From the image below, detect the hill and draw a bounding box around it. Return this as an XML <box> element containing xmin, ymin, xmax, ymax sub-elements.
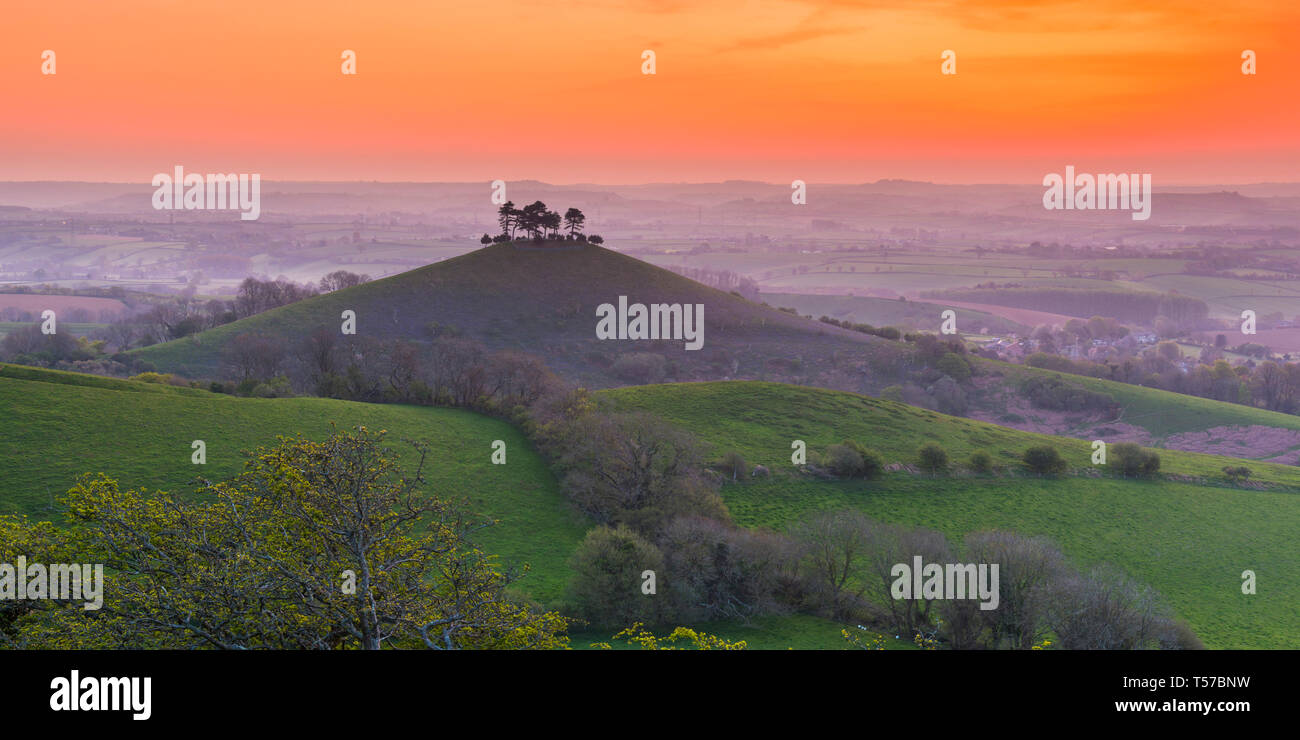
<box><xmin>126</xmin><ymin>243</ymin><xmax>1300</xmax><ymax>465</ymax></box>
<box><xmin>0</xmin><ymin>364</ymin><xmax>587</xmax><ymax>606</ymax></box>
<box><xmin>601</xmin><ymin>381</ymin><xmax>1300</xmax><ymax>649</ymax></box>
<box><xmin>128</xmin><ymin>242</ymin><xmax>902</xmax><ymax>386</ymax></box>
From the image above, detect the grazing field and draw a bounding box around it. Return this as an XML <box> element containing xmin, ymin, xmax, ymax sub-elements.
<box><xmin>982</xmin><ymin>360</ymin><xmax>1300</xmax><ymax>441</ymax></box>
<box><xmin>603</xmin><ymin>381</ymin><xmax>1300</xmax><ymax>649</ymax></box>
<box><xmin>760</xmin><ymin>292</ymin><xmax>1029</xmax><ymax>334</ymax></box>
<box><xmin>0</xmin><ymin>364</ymin><xmax>588</xmax><ymax>606</ymax></box>
<box><xmin>0</xmin><ymin>293</ymin><xmax>128</xmax><ymax>319</ymax></box>
<box><xmin>0</xmin><ymin>322</ymin><xmax>105</xmax><ymax>339</ymax></box>
<box><xmin>928</xmin><ymin>300</ymin><xmax>1077</xmax><ymax>330</ymax></box>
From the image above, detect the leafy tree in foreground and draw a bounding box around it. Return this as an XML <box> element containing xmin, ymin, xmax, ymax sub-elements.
<box><xmin>10</xmin><ymin>426</ymin><xmax>566</xmax><ymax>650</ymax></box>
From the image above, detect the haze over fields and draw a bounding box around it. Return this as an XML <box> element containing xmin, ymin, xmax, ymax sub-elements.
<box><xmin>3</xmin><ymin>176</ymin><xmax>1299</xmax><ymax>651</ymax></box>
<box><xmin>3</xmin><ymin>0</ymin><xmax>1298</xmax><ymax>659</ymax></box>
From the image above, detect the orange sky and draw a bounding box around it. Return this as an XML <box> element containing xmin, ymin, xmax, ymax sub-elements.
<box><xmin>1</xmin><ymin>0</ymin><xmax>1296</xmax><ymax>184</ymax></box>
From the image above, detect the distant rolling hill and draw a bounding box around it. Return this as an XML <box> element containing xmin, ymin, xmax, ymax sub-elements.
<box><xmin>130</xmin><ymin>242</ymin><xmax>903</xmax><ymax>387</ymax></box>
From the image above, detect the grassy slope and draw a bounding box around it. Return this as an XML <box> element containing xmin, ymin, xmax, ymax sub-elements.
<box><xmin>603</xmin><ymin>381</ymin><xmax>1300</xmax><ymax>649</ymax></box>
<box><xmin>127</xmin><ymin>242</ymin><xmax>1300</xmax><ymax>451</ymax></box>
<box><xmin>0</xmin><ymin>364</ymin><xmax>587</xmax><ymax>606</ymax></box>
<box><xmin>981</xmin><ymin>361</ymin><xmax>1300</xmax><ymax>440</ymax></box>
<box><xmin>128</xmin><ymin>242</ymin><xmax>894</xmax><ymax>383</ymax></box>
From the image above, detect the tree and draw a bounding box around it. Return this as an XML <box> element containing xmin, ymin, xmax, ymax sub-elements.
<box><xmin>542</xmin><ymin>209</ymin><xmax>562</xmax><ymax>238</ymax></box>
<box><xmin>721</xmin><ymin>450</ymin><xmax>747</xmax><ymax>481</ymax></box>
<box><xmin>14</xmin><ymin>428</ymin><xmax>566</xmax><ymax>649</ymax></box>
<box><xmin>968</xmin><ymin>450</ymin><xmax>993</xmax><ymax>474</ymax></box>
<box><xmin>480</xmin><ymin>233</ymin><xmax>492</xmax><ymax>245</ymax></box>
<box><xmin>559</xmin><ymin>411</ymin><xmax>726</xmax><ymax>534</ymax></box>
<box><xmin>589</xmin><ymin>235</ymin><xmax>604</xmax><ymax>245</ymax></box>
<box><xmin>319</xmin><ymin>270</ymin><xmax>371</xmax><ymax>293</ymax></box>
<box><xmin>1046</xmin><ymin>565</ymin><xmax>1176</xmax><ymax>650</ymax></box>
<box><xmin>965</xmin><ymin>531</ymin><xmax>1068</xmax><ymax>649</ymax></box>
<box><xmin>936</xmin><ymin>352</ymin><xmax>971</xmax><ymax>383</ymax></box>
<box><xmin>563</xmin><ymin>208</ymin><xmax>586</xmax><ymax>237</ymax></box>
<box><xmin>225</xmin><ymin>332</ymin><xmax>286</xmax><ymax>381</ymax></box>
<box><xmin>917</xmin><ymin>443</ymin><xmax>948</xmax><ymax>474</ymax></box>
<box><xmin>658</xmin><ymin>516</ymin><xmax>795</xmax><ymax>622</ymax></box>
<box><xmin>496</xmin><ymin>200</ymin><xmax>517</xmax><ymax>239</ymax></box>
<box><xmin>568</xmin><ymin>524</ymin><xmax>665</xmax><ymax>628</ymax></box>
<box><xmin>1022</xmin><ymin>445</ymin><xmax>1067</xmax><ymax>476</ymax></box>
<box><xmin>789</xmin><ymin>510</ymin><xmax>875</xmax><ymax>616</ymax></box>
<box><xmin>518</xmin><ymin>201</ymin><xmax>549</xmax><ymax>240</ymax></box>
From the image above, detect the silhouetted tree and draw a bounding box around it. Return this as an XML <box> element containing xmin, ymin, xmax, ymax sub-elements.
<box><xmin>563</xmin><ymin>208</ymin><xmax>586</xmax><ymax>237</ymax></box>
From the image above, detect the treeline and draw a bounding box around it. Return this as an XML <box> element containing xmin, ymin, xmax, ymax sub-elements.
<box><xmin>927</xmin><ymin>285</ymin><xmax>1209</xmax><ymax>326</ymax></box>
<box><xmin>662</xmin><ymin>265</ymin><xmax>760</xmax><ymax>302</ymax></box>
<box><xmin>820</xmin><ymin>517</ymin><xmax>1199</xmax><ymax>650</ymax></box>
<box><xmin>0</xmin><ymin>272</ymin><xmax>371</xmax><ymax>369</ymax></box>
<box><xmin>815</xmin><ymin>314</ymin><xmax>903</xmax><ymax>340</ymax></box>
<box><xmin>1025</xmin><ymin>350</ymin><xmax>1300</xmax><ymax>413</ymax></box>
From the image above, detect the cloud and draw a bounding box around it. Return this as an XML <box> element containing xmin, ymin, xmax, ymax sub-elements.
<box><xmin>720</xmin><ymin>24</ymin><xmax>863</xmax><ymax>52</ymax></box>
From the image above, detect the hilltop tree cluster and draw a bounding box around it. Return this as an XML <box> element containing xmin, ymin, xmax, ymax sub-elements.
<box><xmin>481</xmin><ymin>201</ymin><xmax>602</xmax><ymax>245</ymax></box>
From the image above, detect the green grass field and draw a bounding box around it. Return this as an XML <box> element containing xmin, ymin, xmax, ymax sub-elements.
<box><xmin>7</xmin><ymin>364</ymin><xmax>1298</xmax><ymax>648</ymax></box>
<box><xmin>603</xmin><ymin>381</ymin><xmax>1300</xmax><ymax>649</ymax></box>
<box><xmin>0</xmin><ymin>364</ymin><xmax>588</xmax><ymax>606</ymax></box>
<box><xmin>984</xmin><ymin>361</ymin><xmax>1300</xmax><ymax>441</ymax></box>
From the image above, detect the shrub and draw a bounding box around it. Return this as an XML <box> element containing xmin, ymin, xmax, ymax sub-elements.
<box><xmin>917</xmin><ymin>443</ymin><xmax>948</xmax><ymax>474</ymax></box>
<box><xmin>611</xmin><ymin>352</ymin><xmax>667</xmax><ymax>384</ymax></box>
<box><xmin>1019</xmin><ymin>375</ymin><xmax>1116</xmax><ymax>413</ymax></box>
<box><xmin>129</xmin><ymin>371</ymin><xmax>173</xmax><ymax>385</ymax></box>
<box><xmin>720</xmin><ymin>451</ymin><xmax>748</xmax><ymax>481</ymax></box>
<box><xmin>936</xmin><ymin>352</ymin><xmax>972</xmax><ymax>383</ymax></box>
<box><xmin>1222</xmin><ymin>465</ymin><xmax>1252</xmax><ymax>482</ymax></box>
<box><xmin>1022</xmin><ymin>445</ymin><xmax>1067</xmax><ymax>476</ymax></box>
<box><xmin>1111</xmin><ymin>443</ymin><xmax>1160</xmax><ymax>478</ymax></box>
<box><xmin>823</xmin><ymin>444</ymin><xmax>866</xmax><ymax>478</ymax></box>
<box><xmin>968</xmin><ymin>450</ymin><xmax>993</xmax><ymax>474</ymax></box>
<box><xmin>568</xmin><ymin>525</ymin><xmax>665</xmax><ymax>628</ymax></box>
<box><xmin>659</xmin><ymin>516</ymin><xmax>797</xmax><ymax>622</ymax></box>
<box><xmin>840</xmin><ymin>440</ymin><xmax>883</xmax><ymax>479</ymax></box>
